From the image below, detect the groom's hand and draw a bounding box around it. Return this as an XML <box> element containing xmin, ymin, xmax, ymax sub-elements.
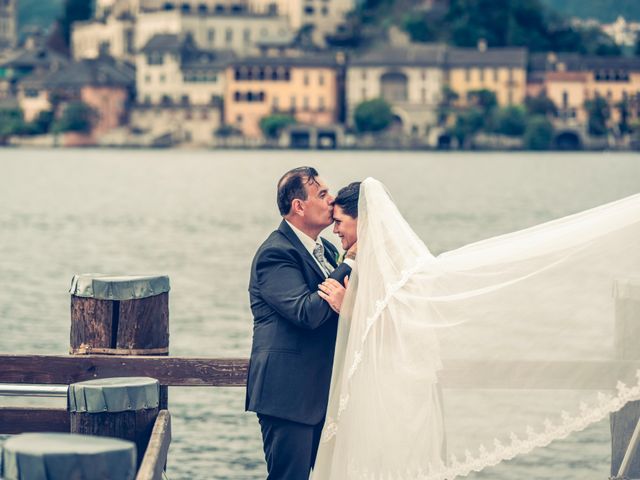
<box><xmin>318</xmin><ymin>278</ymin><xmax>347</xmax><ymax>314</ymax></box>
<box><xmin>345</xmin><ymin>242</ymin><xmax>357</xmax><ymax>261</ymax></box>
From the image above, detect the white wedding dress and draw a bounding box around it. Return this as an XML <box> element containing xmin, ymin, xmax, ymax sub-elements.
<box><xmin>312</xmin><ymin>178</ymin><xmax>640</xmax><ymax>479</ymax></box>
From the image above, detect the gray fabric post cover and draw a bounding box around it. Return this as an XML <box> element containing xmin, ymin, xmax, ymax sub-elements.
<box><xmin>68</xmin><ymin>377</ymin><xmax>160</xmax><ymax>413</ymax></box>
<box><xmin>68</xmin><ymin>274</ymin><xmax>170</xmax><ymax>301</ymax></box>
<box><xmin>1</xmin><ymin>433</ymin><xmax>136</xmax><ymax>480</ymax></box>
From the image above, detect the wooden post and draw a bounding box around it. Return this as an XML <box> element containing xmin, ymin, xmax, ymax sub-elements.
<box><xmin>68</xmin><ymin>377</ymin><xmax>160</xmax><ymax>469</ymax></box>
<box><xmin>69</xmin><ymin>274</ymin><xmax>170</xmax><ymax>409</ymax></box>
<box><xmin>611</xmin><ymin>277</ymin><xmax>640</xmax><ymax>478</ymax></box>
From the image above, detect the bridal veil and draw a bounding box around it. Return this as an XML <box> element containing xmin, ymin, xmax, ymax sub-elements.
<box><xmin>313</xmin><ymin>177</ymin><xmax>640</xmax><ymax>479</ymax></box>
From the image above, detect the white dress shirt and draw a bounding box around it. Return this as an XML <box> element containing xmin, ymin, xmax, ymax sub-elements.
<box><xmin>285</xmin><ymin>221</ymin><xmax>354</xmax><ymax>277</ymax></box>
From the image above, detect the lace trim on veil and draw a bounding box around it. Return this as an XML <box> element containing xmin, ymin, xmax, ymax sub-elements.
<box><xmin>324</xmin><ymin>371</ymin><xmax>640</xmax><ymax>479</ymax></box>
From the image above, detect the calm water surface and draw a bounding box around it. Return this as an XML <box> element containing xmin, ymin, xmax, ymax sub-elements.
<box><xmin>1</xmin><ymin>149</ymin><xmax>639</xmax><ymax>479</ymax></box>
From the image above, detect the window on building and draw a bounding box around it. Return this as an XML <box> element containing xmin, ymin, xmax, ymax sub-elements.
<box><xmin>215</xmin><ymin>3</ymin><xmax>225</xmax><ymax>12</ymax></box>
<box><xmin>161</xmin><ymin>95</ymin><xmax>172</xmax><ymax>105</ymax></box>
<box><xmin>147</xmin><ymin>52</ymin><xmax>164</xmax><ymax>65</ymax></box>
<box><xmin>421</xmin><ymin>88</ymin><xmax>426</xmax><ymax>104</ymax></box>
<box><xmin>226</xmin><ymin>28</ymin><xmax>233</xmax><ymax>45</ymax></box>
<box><xmin>159</xmin><ymin>74</ymin><xmax>166</xmax><ymax>83</ymax></box>
<box><xmin>244</xmin><ymin>28</ymin><xmax>251</xmax><ymax>45</ymax></box>
<box><xmin>319</xmin><ymin>73</ymin><xmax>324</xmax><ymax>85</ymax></box>
<box><xmin>304</xmin><ymin>73</ymin><xmax>309</xmax><ymax>86</ymax></box>
<box><xmin>181</xmin><ymin>95</ymin><xmax>190</xmax><ymax>105</ymax></box>
<box><xmin>201</xmin><ymin>110</ymin><xmax>209</xmax><ymax>119</ymax></box>
<box><xmin>304</xmin><ymin>5</ymin><xmax>314</xmax><ymax>14</ymax></box>
<box><xmin>125</xmin><ymin>30</ymin><xmax>134</xmax><ymax>54</ymax></box>
<box><xmin>465</xmin><ymin>68</ymin><xmax>470</xmax><ymax>82</ymax></box>
<box><xmin>421</xmin><ymin>70</ymin><xmax>426</xmax><ymax>81</ymax></box>
<box><xmin>181</xmin><ymin>3</ymin><xmax>191</xmax><ymax>13</ymax></box>
<box><xmin>284</xmin><ymin>68</ymin><xmax>291</xmax><ymax>81</ymax></box>
<box><xmin>185</xmin><ymin>130</ymin><xmax>192</xmax><ymax>141</ymax></box>
<box><xmin>198</xmin><ymin>3</ymin><xmax>208</xmax><ymax>14</ymax></box>
<box><xmin>319</xmin><ymin>96</ymin><xmax>325</xmax><ymax>111</ymax></box>
<box><xmin>236</xmin><ymin>114</ymin><xmax>243</xmax><ymax>123</ymax></box>
<box><xmin>144</xmin><ymin>95</ymin><xmax>151</xmax><ymax>104</ymax></box>
<box><xmin>273</xmin><ymin>96</ymin><xmax>279</xmax><ymax>108</ymax></box>
<box><xmin>361</xmin><ymin>70</ymin><xmax>367</xmax><ymax>80</ymax></box>
<box><xmin>321</xmin><ymin>6</ymin><xmax>328</xmax><ymax>15</ymax></box>
<box><xmin>145</xmin><ymin>74</ymin><xmax>151</xmax><ymax>83</ymax></box>
<box><xmin>291</xmin><ymin>96</ymin><xmax>296</xmax><ymax>109</ymax></box>
<box><xmin>303</xmin><ymin>96</ymin><xmax>309</xmax><ymax>111</ymax></box>
<box><xmin>208</xmin><ymin>29</ymin><xmax>215</xmax><ymax>44</ymax></box>
<box><xmin>234</xmin><ymin>91</ymin><xmax>241</xmax><ymax>101</ymax></box>
<box><xmin>493</xmin><ymin>68</ymin><xmax>499</xmax><ymax>82</ymax></box>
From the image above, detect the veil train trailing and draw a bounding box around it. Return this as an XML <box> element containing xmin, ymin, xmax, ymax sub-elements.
<box><xmin>312</xmin><ymin>178</ymin><xmax>640</xmax><ymax>479</ymax></box>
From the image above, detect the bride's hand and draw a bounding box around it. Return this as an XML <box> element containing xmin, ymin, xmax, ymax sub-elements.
<box><xmin>318</xmin><ymin>278</ymin><xmax>347</xmax><ymax>313</ymax></box>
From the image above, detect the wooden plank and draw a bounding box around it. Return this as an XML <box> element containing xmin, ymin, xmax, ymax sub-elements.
<box><xmin>136</xmin><ymin>410</ymin><xmax>171</xmax><ymax>480</ymax></box>
<box><xmin>2</xmin><ymin>355</ymin><xmax>639</xmax><ymax>389</ymax></box>
<box><xmin>0</xmin><ymin>355</ymin><xmax>248</xmax><ymax>387</ymax></box>
<box><xmin>0</xmin><ymin>407</ymin><xmax>69</xmax><ymax>434</ymax></box>
<box><xmin>118</xmin><ymin>293</ymin><xmax>169</xmax><ymax>351</ymax></box>
<box><xmin>70</xmin><ymin>297</ymin><xmax>114</xmax><ymax>353</ymax></box>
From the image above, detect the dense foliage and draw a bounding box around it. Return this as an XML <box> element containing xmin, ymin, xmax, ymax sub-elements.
<box><xmin>354</xmin><ymin>98</ymin><xmax>393</xmax><ymax>133</ymax></box>
<box><xmin>259</xmin><ymin>114</ymin><xmax>296</xmax><ymax>139</ymax></box>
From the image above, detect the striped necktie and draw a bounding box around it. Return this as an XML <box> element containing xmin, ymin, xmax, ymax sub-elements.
<box><xmin>313</xmin><ymin>242</ymin><xmax>334</xmax><ymax>276</ymax></box>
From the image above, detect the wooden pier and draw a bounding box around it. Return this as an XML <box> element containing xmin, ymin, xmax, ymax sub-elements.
<box><xmin>1</xmin><ymin>274</ymin><xmax>640</xmax><ymax>479</ymax></box>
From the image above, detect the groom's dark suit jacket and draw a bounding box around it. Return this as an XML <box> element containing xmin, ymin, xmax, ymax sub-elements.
<box><xmin>246</xmin><ymin>220</ymin><xmax>351</xmax><ymax>425</ymax></box>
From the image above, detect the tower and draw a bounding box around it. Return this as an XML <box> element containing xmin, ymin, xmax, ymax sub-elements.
<box><xmin>0</xmin><ymin>0</ymin><xmax>17</xmax><ymax>49</ymax></box>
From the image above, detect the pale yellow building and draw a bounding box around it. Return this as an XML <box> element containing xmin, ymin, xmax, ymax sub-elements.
<box><xmin>224</xmin><ymin>55</ymin><xmax>339</xmax><ymax>138</ymax></box>
<box><xmin>447</xmin><ymin>45</ymin><xmax>527</xmax><ymax>107</ymax></box>
<box><xmin>535</xmin><ymin>54</ymin><xmax>640</xmax><ymax>125</ymax></box>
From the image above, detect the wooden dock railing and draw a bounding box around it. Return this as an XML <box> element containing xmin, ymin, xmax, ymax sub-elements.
<box><xmin>1</xmin><ymin>273</ymin><xmax>640</xmax><ymax>479</ymax></box>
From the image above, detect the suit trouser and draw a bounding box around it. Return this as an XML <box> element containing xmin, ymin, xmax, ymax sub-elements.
<box><xmin>258</xmin><ymin>413</ymin><xmax>324</xmax><ymax>480</ymax></box>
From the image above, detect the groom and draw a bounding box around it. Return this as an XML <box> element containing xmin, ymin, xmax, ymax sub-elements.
<box><xmin>246</xmin><ymin>167</ymin><xmax>354</xmax><ymax>479</ymax></box>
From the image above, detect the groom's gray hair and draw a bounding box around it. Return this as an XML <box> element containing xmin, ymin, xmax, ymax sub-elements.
<box><xmin>277</xmin><ymin>166</ymin><xmax>319</xmax><ymax>216</ymax></box>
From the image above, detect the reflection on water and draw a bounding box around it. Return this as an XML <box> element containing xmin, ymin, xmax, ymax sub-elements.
<box><xmin>1</xmin><ymin>149</ymin><xmax>639</xmax><ymax>478</ymax></box>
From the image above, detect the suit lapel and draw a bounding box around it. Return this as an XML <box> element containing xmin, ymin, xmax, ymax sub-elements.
<box><xmin>278</xmin><ymin>221</ymin><xmax>327</xmax><ymax>280</ymax></box>
<box><xmin>321</xmin><ymin>239</ymin><xmax>338</xmax><ymax>268</ymax></box>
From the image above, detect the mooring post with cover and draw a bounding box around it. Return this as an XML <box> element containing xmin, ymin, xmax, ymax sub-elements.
<box><xmin>68</xmin><ymin>274</ymin><xmax>171</xmax><ymax>409</ymax></box>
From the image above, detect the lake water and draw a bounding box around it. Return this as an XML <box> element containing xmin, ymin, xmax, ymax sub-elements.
<box><xmin>1</xmin><ymin>149</ymin><xmax>640</xmax><ymax>479</ymax></box>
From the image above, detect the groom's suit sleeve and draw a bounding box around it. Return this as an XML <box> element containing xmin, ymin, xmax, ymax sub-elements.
<box><xmin>256</xmin><ymin>247</ymin><xmax>351</xmax><ymax>330</ymax></box>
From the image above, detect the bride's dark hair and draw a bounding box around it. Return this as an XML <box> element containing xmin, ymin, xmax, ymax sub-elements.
<box><xmin>334</xmin><ymin>182</ymin><xmax>361</xmax><ymax>218</ymax></box>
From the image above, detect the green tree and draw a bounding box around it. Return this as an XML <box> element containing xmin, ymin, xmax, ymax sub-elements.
<box><xmin>259</xmin><ymin>114</ymin><xmax>296</xmax><ymax>139</ymax></box>
<box><xmin>354</xmin><ymin>98</ymin><xmax>393</xmax><ymax>133</ymax></box>
<box><xmin>584</xmin><ymin>95</ymin><xmax>610</xmax><ymax>136</ymax></box>
<box><xmin>493</xmin><ymin>106</ymin><xmax>527</xmax><ymax>136</ymax></box>
<box><xmin>402</xmin><ymin>12</ymin><xmax>436</xmax><ymax>42</ymax></box>
<box><xmin>0</xmin><ymin>108</ymin><xmax>26</xmax><ymax>140</ymax></box>
<box><xmin>53</xmin><ymin>102</ymin><xmax>95</xmax><ymax>133</ymax></box>
<box><xmin>451</xmin><ymin>107</ymin><xmax>484</xmax><ymax>146</ymax></box>
<box><xmin>438</xmin><ymin>86</ymin><xmax>459</xmax><ymax>125</ymax></box>
<box><xmin>616</xmin><ymin>99</ymin><xmax>631</xmax><ymax>135</ymax></box>
<box><xmin>525</xmin><ymin>93</ymin><xmax>557</xmax><ymax>117</ymax></box>
<box><xmin>26</xmin><ymin>110</ymin><xmax>55</xmax><ymax>135</ymax></box>
<box><xmin>523</xmin><ymin>115</ymin><xmax>555</xmax><ymax>150</ymax></box>
<box><xmin>467</xmin><ymin>89</ymin><xmax>498</xmax><ymax>115</ymax></box>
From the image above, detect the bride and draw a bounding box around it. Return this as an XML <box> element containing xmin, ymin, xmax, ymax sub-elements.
<box><xmin>314</xmin><ymin>177</ymin><xmax>640</xmax><ymax>479</ymax></box>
